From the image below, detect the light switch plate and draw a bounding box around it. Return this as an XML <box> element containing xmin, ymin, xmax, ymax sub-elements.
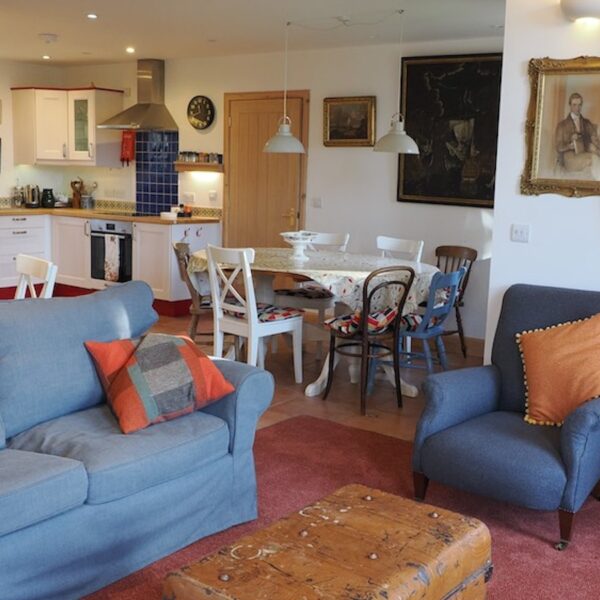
<box><xmin>510</xmin><ymin>223</ymin><xmax>530</xmax><ymax>243</ymax></box>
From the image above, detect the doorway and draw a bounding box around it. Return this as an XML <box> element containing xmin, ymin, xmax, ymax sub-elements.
<box><xmin>223</xmin><ymin>91</ymin><xmax>309</xmax><ymax>247</ymax></box>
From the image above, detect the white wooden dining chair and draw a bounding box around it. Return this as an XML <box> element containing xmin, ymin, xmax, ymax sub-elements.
<box><xmin>14</xmin><ymin>254</ymin><xmax>58</xmax><ymax>299</ymax></box>
<box><xmin>206</xmin><ymin>244</ymin><xmax>304</xmax><ymax>383</ymax></box>
<box><xmin>377</xmin><ymin>235</ymin><xmax>424</xmax><ymax>262</ymax></box>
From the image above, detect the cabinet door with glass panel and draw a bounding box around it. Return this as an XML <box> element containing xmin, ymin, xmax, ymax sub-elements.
<box><xmin>68</xmin><ymin>90</ymin><xmax>95</xmax><ymax>161</ymax></box>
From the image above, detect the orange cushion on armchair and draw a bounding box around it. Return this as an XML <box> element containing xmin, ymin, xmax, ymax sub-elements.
<box><xmin>517</xmin><ymin>313</ymin><xmax>600</xmax><ymax>426</ymax></box>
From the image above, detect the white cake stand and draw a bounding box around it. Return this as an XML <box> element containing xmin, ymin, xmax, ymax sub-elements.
<box><xmin>280</xmin><ymin>232</ymin><xmax>316</xmax><ymax>262</ymax></box>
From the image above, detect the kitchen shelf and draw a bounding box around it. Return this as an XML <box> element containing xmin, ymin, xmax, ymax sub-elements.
<box><xmin>173</xmin><ymin>161</ymin><xmax>224</xmax><ymax>173</ymax></box>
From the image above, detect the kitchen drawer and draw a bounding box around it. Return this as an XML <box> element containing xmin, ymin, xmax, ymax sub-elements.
<box><xmin>0</xmin><ymin>215</ymin><xmax>47</xmax><ymax>229</ymax></box>
<box><xmin>0</xmin><ymin>227</ymin><xmax>48</xmax><ymax>253</ymax></box>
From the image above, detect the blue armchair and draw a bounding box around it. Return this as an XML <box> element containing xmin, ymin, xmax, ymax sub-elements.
<box><xmin>412</xmin><ymin>284</ymin><xmax>600</xmax><ymax>550</ymax></box>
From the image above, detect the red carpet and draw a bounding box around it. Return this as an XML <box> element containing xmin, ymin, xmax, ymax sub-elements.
<box><xmin>87</xmin><ymin>416</ymin><xmax>600</xmax><ymax>599</ymax></box>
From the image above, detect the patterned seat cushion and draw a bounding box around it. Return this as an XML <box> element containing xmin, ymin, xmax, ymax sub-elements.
<box><xmin>325</xmin><ymin>307</ymin><xmax>399</xmax><ymax>335</ymax></box>
<box><xmin>275</xmin><ymin>283</ymin><xmax>334</xmax><ymax>300</ymax></box>
<box><xmin>225</xmin><ymin>302</ymin><xmax>303</xmax><ymax>322</ymax></box>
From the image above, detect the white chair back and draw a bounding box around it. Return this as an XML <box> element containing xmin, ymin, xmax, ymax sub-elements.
<box><xmin>207</xmin><ymin>245</ymin><xmax>258</xmax><ymax>325</ymax></box>
<box><xmin>305</xmin><ymin>231</ymin><xmax>350</xmax><ymax>252</ymax></box>
<box><xmin>14</xmin><ymin>254</ymin><xmax>58</xmax><ymax>299</ymax></box>
<box><xmin>377</xmin><ymin>235</ymin><xmax>424</xmax><ymax>262</ymax></box>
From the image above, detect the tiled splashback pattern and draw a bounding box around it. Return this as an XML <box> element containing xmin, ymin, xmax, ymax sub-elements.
<box><xmin>135</xmin><ymin>131</ymin><xmax>178</xmax><ymax>215</ymax></box>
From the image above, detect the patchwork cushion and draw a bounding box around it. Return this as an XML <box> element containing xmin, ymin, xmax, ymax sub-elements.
<box><xmin>516</xmin><ymin>313</ymin><xmax>600</xmax><ymax>426</ymax></box>
<box><xmin>225</xmin><ymin>302</ymin><xmax>303</xmax><ymax>322</ymax></box>
<box><xmin>325</xmin><ymin>307</ymin><xmax>398</xmax><ymax>335</ymax></box>
<box><xmin>275</xmin><ymin>283</ymin><xmax>334</xmax><ymax>300</ymax></box>
<box><xmin>0</xmin><ymin>449</ymin><xmax>88</xmax><ymax>536</ymax></box>
<box><xmin>85</xmin><ymin>333</ymin><xmax>234</xmax><ymax>433</ymax></box>
<box><xmin>9</xmin><ymin>406</ymin><xmax>229</xmax><ymax>504</ymax></box>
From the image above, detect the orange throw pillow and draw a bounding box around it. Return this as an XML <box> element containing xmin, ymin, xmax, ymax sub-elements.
<box><xmin>516</xmin><ymin>313</ymin><xmax>600</xmax><ymax>426</ymax></box>
<box><xmin>85</xmin><ymin>334</ymin><xmax>235</xmax><ymax>433</ymax></box>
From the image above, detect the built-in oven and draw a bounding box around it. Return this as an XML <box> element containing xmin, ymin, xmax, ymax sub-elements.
<box><xmin>90</xmin><ymin>219</ymin><xmax>133</xmax><ymax>283</ymax></box>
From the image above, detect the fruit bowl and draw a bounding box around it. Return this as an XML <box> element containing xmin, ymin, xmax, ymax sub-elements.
<box><xmin>280</xmin><ymin>231</ymin><xmax>317</xmax><ymax>261</ymax></box>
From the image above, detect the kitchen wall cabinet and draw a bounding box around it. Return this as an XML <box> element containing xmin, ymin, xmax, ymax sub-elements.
<box><xmin>51</xmin><ymin>216</ymin><xmax>91</xmax><ymax>288</ymax></box>
<box><xmin>133</xmin><ymin>221</ymin><xmax>220</xmax><ymax>301</ymax></box>
<box><xmin>0</xmin><ymin>215</ymin><xmax>51</xmax><ymax>288</ymax></box>
<box><xmin>12</xmin><ymin>87</ymin><xmax>123</xmax><ymax>167</ymax></box>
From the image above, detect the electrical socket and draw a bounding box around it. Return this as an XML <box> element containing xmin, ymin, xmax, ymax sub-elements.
<box><xmin>181</xmin><ymin>192</ymin><xmax>196</xmax><ymax>203</ymax></box>
<box><xmin>311</xmin><ymin>197</ymin><xmax>322</xmax><ymax>208</ymax></box>
<box><xmin>510</xmin><ymin>223</ymin><xmax>530</xmax><ymax>243</ymax></box>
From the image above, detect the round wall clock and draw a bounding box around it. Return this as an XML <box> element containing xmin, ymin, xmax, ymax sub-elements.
<box><xmin>187</xmin><ymin>95</ymin><xmax>215</xmax><ymax>130</ymax></box>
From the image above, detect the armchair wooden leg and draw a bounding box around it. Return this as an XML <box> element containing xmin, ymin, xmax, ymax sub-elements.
<box><xmin>413</xmin><ymin>472</ymin><xmax>429</xmax><ymax>502</ymax></box>
<box><xmin>555</xmin><ymin>509</ymin><xmax>574</xmax><ymax>551</ymax></box>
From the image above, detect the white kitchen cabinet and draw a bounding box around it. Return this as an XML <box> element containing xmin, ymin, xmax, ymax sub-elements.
<box><xmin>133</xmin><ymin>221</ymin><xmax>221</xmax><ymax>301</ymax></box>
<box><xmin>0</xmin><ymin>215</ymin><xmax>51</xmax><ymax>288</ymax></box>
<box><xmin>51</xmin><ymin>216</ymin><xmax>91</xmax><ymax>288</ymax></box>
<box><xmin>12</xmin><ymin>87</ymin><xmax>123</xmax><ymax>167</ymax></box>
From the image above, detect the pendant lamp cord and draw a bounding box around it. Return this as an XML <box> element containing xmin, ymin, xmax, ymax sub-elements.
<box><xmin>283</xmin><ymin>21</ymin><xmax>291</xmax><ymax>122</ymax></box>
<box><xmin>392</xmin><ymin>8</ymin><xmax>405</xmax><ymax>125</ymax></box>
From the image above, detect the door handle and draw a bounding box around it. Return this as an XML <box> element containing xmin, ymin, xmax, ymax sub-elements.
<box><xmin>281</xmin><ymin>208</ymin><xmax>297</xmax><ymax>229</ymax></box>
<box><xmin>62</xmin><ymin>143</ymin><xmax>67</xmax><ymax>158</ymax></box>
<box><xmin>88</xmin><ymin>143</ymin><xmax>94</xmax><ymax>158</ymax></box>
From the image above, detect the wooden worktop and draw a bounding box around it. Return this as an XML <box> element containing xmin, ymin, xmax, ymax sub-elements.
<box><xmin>0</xmin><ymin>208</ymin><xmax>220</xmax><ymax>225</ymax></box>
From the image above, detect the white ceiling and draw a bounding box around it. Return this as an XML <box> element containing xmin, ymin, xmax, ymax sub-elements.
<box><xmin>0</xmin><ymin>0</ymin><xmax>505</xmax><ymax>66</ymax></box>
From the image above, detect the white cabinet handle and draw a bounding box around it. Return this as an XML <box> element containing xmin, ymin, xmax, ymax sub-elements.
<box><xmin>11</xmin><ymin>217</ymin><xmax>26</xmax><ymax>222</ymax></box>
<box><xmin>196</xmin><ymin>227</ymin><xmax>203</xmax><ymax>237</ymax></box>
<box><xmin>132</xmin><ymin>223</ymin><xmax>137</xmax><ymax>241</ymax></box>
<box><xmin>12</xmin><ymin>230</ymin><xmax>27</xmax><ymax>235</ymax></box>
<box><xmin>84</xmin><ymin>221</ymin><xmax>90</xmax><ymax>237</ymax></box>
<box><xmin>88</xmin><ymin>143</ymin><xmax>94</xmax><ymax>159</ymax></box>
<box><xmin>62</xmin><ymin>143</ymin><xmax>67</xmax><ymax>158</ymax></box>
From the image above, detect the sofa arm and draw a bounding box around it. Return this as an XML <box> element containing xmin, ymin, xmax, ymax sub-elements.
<box><xmin>560</xmin><ymin>397</ymin><xmax>600</xmax><ymax>512</ymax></box>
<box><xmin>412</xmin><ymin>365</ymin><xmax>501</xmax><ymax>472</ymax></box>
<box><xmin>201</xmin><ymin>360</ymin><xmax>274</xmax><ymax>455</ymax></box>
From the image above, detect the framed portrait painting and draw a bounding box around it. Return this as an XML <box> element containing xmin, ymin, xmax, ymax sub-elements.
<box><xmin>398</xmin><ymin>54</ymin><xmax>502</xmax><ymax>209</ymax></box>
<box><xmin>323</xmin><ymin>96</ymin><xmax>376</xmax><ymax>147</ymax></box>
<box><xmin>521</xmin><ymin>56</ymin><xmax>600</xmax><ymax>197</ymax></box>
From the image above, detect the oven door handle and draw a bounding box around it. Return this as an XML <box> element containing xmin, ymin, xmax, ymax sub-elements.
<box><xmin>91</xmin><ymin>232</ymin><xmax>131</xmax><ymax>240</ymax></box>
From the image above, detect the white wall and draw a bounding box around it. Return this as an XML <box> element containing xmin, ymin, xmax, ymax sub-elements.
<box><xmin>485</xmin><ymin>0</ymin><xmax>600</xmax><ymax>358</ymax></box>
<box><xmin>64</xmin><ymin>36</ymin><xmax>501</xmax><ymax>338</ymax></box>
<box><xmin>0</xmin><ymin>60</ymin><xmax>66</xmax><ymax>197</ymax></box>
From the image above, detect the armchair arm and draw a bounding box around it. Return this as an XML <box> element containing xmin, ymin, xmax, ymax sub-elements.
<box><xmin>201</xmin><ymin>360</ymin><xmax>274</xmax><ymax>455</ymax></box>
<box><xmin>560</xmin><ymin>397</ymin><xmax>600</xmax><ymax>512</ymax></box>
<box><xmin>413</xmin><ymin>365</ymin><xmax>501</xmax><ymax>472</ymax></box>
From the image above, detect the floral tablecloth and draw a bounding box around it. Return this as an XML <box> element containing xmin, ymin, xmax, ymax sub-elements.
<box><xmin>188</xmin><ymin>247</ymin><xmax>438</xmax><ymax>314</ymax></box>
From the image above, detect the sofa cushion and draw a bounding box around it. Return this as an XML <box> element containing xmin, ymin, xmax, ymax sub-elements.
<box><xmin>516</xmin><ymin>313</ymin><xmax>600</xmax><ymax>426</ymax></box>
<box><xmin>0</xmin><ymin>449</ymin><xmax>88</xmax><ymax>536</ymax></box>
<box><xmin>9</xmin><ymin>405</ymin><xmax>229</xmax><ymax>504</ymax></box>
<box><xmin>0</xmin><ymin>282</ymin><xmax>158</xmax><ymax>439</ymax></box>
<box><xmin>421</xmin><ymin>411</ymin><xmax>566</xmax><ymax>510</ymax></box>
<box><xmin>85</xmin><ymin>334</ymin><xmax>235</xmax><ymax>433</ymax></box>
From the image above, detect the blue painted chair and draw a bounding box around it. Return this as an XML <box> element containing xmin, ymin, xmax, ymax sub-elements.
<box><xmin>397</xmin><ymin>268</ymin><xmax>466</xmax><ymax>373</ymax></box>
<box><xmin>412</xmin><ymin>284</ymin><xmax>600</xmax><ymax>550</ymax></box>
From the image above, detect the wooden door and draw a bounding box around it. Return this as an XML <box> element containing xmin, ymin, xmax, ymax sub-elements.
<box><xmin>224</xmin><ymin>91</ymin><xmax>308</xmax><ymax>248</ymax></box>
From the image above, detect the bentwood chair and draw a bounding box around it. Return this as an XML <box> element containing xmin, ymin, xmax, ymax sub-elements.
<box><xmin>322</xmin><ymin>266</ymin><xmax>415</xmax><ymax>415</ymax></box>
<box><xmin>14</xmin><ymin>254</ymin><xmax>58</xmax><ymax>299</ymax></box>
<box><xmin>172</xmin><ymin>243</ymin><xmax>212</xmax><ymax>342</ymax></box>
<box><xmin>207</xmin><ymin>244</ymin><xmax>304</xmax><ymax>382</ymax></box>
<box><xmin>435</xmin><ymin>245</ymin><xmax>478</xmax><ymax>357</ymax></box>
<box><xmin>377</xmin><ymin>235</ymin><xmax>424</xmax><ymax>262</ymax></box>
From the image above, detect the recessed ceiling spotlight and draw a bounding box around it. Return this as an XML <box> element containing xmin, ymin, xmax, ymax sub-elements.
<box><xmin>42</xmin><ymin>55</ymin><xmax>51</xmax><ymax>60</ymax></box>
<box><xmin>126</xmin><ymin>46</ymin><xmax>135</xmax><ymax>54</ymax></box>
<box><xmin>87</xmin><ymin>13</ymin><xmax>98</xmax><ymax>20</ymax></box>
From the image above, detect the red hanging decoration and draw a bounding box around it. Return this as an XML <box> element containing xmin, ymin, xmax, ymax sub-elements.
<box><xmin>120</xmin><ymin>130</ymin><xmax>135</xmax><ymax>166</ymax></box>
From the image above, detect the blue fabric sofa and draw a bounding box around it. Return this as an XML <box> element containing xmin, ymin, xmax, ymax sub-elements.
<box><xmin>0</xmin><ymin>281</ymin><xmax>273</xmax><ymax>600</ymax></box>
<box><xmin>412</xmin><ymin>284</ymin><xmax>600</xmax><ymax>550</ymax></box>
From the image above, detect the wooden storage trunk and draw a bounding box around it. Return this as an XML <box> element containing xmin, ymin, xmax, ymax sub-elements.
<box><xmin>163</xmin><ymin>483</ymin><xmax>492</xmax><ymax>600</ymax></box>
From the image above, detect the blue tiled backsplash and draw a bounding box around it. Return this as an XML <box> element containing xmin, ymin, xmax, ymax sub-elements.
<box><xmin>135</xmin><ymin>131</ymin><xmax>179</xmax><ymax>215</ymax></box>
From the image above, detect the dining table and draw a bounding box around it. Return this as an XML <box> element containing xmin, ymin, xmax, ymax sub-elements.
<box><xmin>187</xmin><ymin>247</ymin><xmax>439</xmax><ymax>398</ymax></box>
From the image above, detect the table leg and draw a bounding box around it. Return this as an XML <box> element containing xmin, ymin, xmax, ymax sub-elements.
<box><xmin>304</xmin><ymin>351</ymin><xmax>340</xmax><ymax>396</ymax></box>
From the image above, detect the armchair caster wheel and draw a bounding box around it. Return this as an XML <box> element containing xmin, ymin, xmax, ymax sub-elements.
<box><xmin>554</xmin><ymin>540</ymin><xmax>569</xmax><ymax>551</ymax></box>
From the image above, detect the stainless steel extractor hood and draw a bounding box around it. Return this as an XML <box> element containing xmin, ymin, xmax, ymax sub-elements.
<box><xmin>97</xmin><ymin>59</ymin><xmax>178</xmax><ymax>131</ymax></box>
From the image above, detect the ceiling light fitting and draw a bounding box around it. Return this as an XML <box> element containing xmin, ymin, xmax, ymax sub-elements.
<box><xmin>264</xmin><ymin>22</ymin><xmax>305</xmax><ymax>154</ymax></box>
<box><xmin>126</xmin><ymin>47</ymin><xmax>136</xmax><ymax>54</ymax></box>
<box><xmin>373</xmin><ymin>9</ymin><xmax>419</xmax><ymax>155</ymax></box>
<box><xmin>87</xmin><ymin>13</ymin><xmax>98</xmax><ymax>20</ymax></box>
<box><xmin>561</xmin><ymin>0</ymin><xmax>600</xmax><ymax>21</ymax></box>
<box><xmin>42</xmin><ymin>55</ymin><xmax>51</xmax><ymax>60</ymax></box>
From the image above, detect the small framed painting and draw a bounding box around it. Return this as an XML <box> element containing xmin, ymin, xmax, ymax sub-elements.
<box><xmin>323</xmin><ymin>96</ymin><xmax>376</xmax><ymax>147</ymax></box>
<box><xmin>521</xmin><ymin>56</ymin><xmax>600</xmax><ymax>197</ymax></box>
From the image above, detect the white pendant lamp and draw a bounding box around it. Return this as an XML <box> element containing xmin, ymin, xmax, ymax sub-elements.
<box><xmin>373</xmin><ymin>9</ymin><xmax>419</xmax><ymax>154</ymax></box>
<box><xmin>264</xmin><ymin>22</ymin><xmax>305</xmax><ymax>154</ymax></box>
<box><xmin>561</xmin><ymin>0</ymin><xmax>600</xmax><ymax>21</ymax></box>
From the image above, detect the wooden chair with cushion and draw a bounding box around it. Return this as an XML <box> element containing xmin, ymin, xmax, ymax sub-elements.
<box><xmin>14</xmin><ymin>254</ymin><xmax>58</xmax><ymax>299</ymax></box>
<box><xmin>377</xmin><ymin>235</ymin><xmax>424</xmax><ymax>262</ymax></box>
<box><xmin>322</xmin><ymin>266</ymin><xmax>415</xmax><ymax>415</ymax></box>
<box><xmin>435</xmin><ymin>245</ymin><xmax>478</xmax><ymax>357</ymax></box>
<box><xmin>172</xmin><ymin>243</ymin><xmax>212</xmax><ymax>342</ymax></box>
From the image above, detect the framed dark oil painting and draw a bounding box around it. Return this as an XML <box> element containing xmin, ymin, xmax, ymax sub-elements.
<box><xmin>398</xmin><ymin>54</ymin><xmax>502</xmax><ymax>208</ymax></box>
<box><xmin>323</xmin><ymin>96</ymin><xmax>376</xmax><ymax>147</ymax></box>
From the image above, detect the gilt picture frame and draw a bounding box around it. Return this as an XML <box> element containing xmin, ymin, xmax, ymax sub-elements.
<box><xmin>323</xmin><ymin>96</ymin><xmax>376</xmax><ymax>147</ymax></box>
<box><xmin>398</xmin><ymin>53</ymin><xmax>502</xmax><ymax>209</ymax></box>
<box><xmin>521</xmin><ymin>56</ymin><xmax>600</xmax><ymax>197</ymax></box>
